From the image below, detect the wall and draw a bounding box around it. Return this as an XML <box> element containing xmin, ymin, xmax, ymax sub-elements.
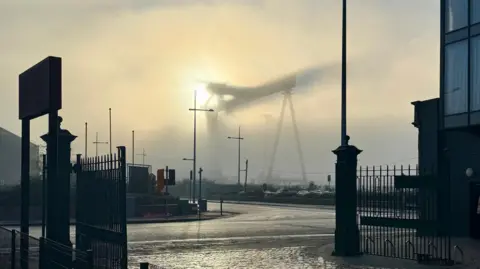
<box><xmin>413</xmin><ymin>99</ymin><xmax>439</xmax><ymax>170</ymax></box>
<box><xmin>414</xmin><ymin>98</ymin><xmax>479</xmax><ymax>237</ymax></box>
<box><xmin>444</xmin><ymin>130</ymin><xmax>480</xmax><ymax>236</ymax></box>
<box><xmin>0</xmin><ymin>127</ymin><xmax>41</xmax><ymax>186</ymax></box>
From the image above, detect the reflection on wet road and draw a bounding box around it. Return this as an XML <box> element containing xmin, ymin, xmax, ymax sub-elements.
<box><xmin>27</xmin><ymin>202</ymin><xmax>338</xmax><ymax>268</ymax></box>
<box><xmin>127</xmin><ymin>202</ymin><xmax>336</xmax><ymax>268</ymax></box>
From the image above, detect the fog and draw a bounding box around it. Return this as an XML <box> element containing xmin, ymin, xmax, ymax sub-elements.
<box><xmin>0</xmin><ymin>0</ymin><xmax>439</xmax><ymax>184</ymax></box>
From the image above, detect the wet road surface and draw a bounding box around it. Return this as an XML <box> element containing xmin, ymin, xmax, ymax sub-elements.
<box><xmin>26</xmin><ymin>202</ymin><xmax>340</xmax><ymax>268</ymax></box>
<box><xmin>127</xmin><ymin>202</ymin><xmax>337</xmax><ymax>268</ymax></box>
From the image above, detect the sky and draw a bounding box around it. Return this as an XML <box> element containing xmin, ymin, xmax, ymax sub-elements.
<box><xmin>0</xmin><ymin>0</ymin><xmax>440</xmax><ymax>184</ymax></box>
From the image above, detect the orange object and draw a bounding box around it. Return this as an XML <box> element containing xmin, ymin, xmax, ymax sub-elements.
<box><xmin>157</xmin><ymin>169</ymin><xmax>165</xmax><ymax>193</ymax></box>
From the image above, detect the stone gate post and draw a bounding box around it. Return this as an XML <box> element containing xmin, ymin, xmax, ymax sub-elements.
<box><xmin>332</xmin><ymin>136</ymin><xmax>361</xmax><ymax>256</ymax></box>
<box><xmin>41</xmin><ymin>116</ymin><xmax>76</xmax><ymax>246</ymax></box>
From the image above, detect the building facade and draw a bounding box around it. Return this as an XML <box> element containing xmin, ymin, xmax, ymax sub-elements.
<box><xmin>410</xmin><ymin>1</ymin><xmax>480</xmax><ymax>238</ymax></box>
<box><xmin>0</xmin><ymin>127</ymin><xmax>40</xmax><ymax>186</ymax></box>
<box><xmin>443</xmin><ymin>0</ymin><xmax>480</xmax><ymax>128</ymax></box>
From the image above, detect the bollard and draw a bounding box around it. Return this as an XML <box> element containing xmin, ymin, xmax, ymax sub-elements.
<box><xmin>220</xmin><ymin>198</ymin><xmax>223</xmax><ymax>216</ymax></box>
<box><xmin>197</xmin><ymin>203</ymin><xmax>201</xmax><ymax>220</ymax></box>
<box><xmin>140</xmin><ymin>262</ymin><xmax>149</xmax><ymax>269</ymax></box>
<box><xmin>164</xmin><ymin>199</ymin><xmax>168</xmax><ymax>217</ymax></box>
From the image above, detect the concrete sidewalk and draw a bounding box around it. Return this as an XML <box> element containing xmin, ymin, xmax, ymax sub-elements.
<box><xmin>0</xmin><ymin>211</ymin><xmax>236</xmax><ymax>227</ymax></box>
<box><xmin>317</xmin><ymin>238</ymin><xmax>480</xmax><ymax>269</ymax></box>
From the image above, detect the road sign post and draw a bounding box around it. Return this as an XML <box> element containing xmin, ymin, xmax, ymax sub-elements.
<box><xmin>19</xmin><ymin>56</ymin><xmax>62</xmax><ymax>268</ymax></box>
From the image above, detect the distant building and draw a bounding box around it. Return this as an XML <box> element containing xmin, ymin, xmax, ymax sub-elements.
<box><xmin>0</xmin><ymin>127</ymin><xmax>40</xmax><ymax>186</ymax></box>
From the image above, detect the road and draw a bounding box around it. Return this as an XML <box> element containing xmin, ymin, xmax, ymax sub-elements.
<box><xmin>26</xmin><ymin>202</ymin><xmax>338</xmax><ymax>268</ymax></box>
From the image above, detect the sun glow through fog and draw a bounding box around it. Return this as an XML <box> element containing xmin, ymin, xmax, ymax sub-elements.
<box><xmin>195</xmin><ymin>83</ymin><xmax>211</xmax><ymax>106</ymax></box>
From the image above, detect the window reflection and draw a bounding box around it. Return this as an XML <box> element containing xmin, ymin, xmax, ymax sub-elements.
<box><xmin>472</xmin><ymin>0</ymin><xmax>480</xmax><ymax>25</ymax></box>
<box><xmin>445</xmin><ymin>40</ymin><xmax>468</xmax><ymax>115</ymax></box>
<box><xmin>471</xmin><ymin>36</ymin><xmax>480</xmax><ymax>111</ymax></box>
<box><xmin>446</xmin><ymin>0</ymin><xmax>468</xmax><ymax>32</ymax></box>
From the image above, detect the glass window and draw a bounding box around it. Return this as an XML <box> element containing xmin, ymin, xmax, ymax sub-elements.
<box><xmin>445</xmin><ymin>40</ymin><xmax>468</xmax><ymax>115</ymax></box>
<box><xmin>473</xmin><ymin>0</ymin><xmax>480</xmax><ymax>24</ymax></box>
<box><xmin>472</xmin><ymin>36</ymin><xmax>480</xmax><ymax>111</ymax></box>
<box><xmin>446</xmin><ymin>0</ymin><xmax>468</xmax><ymax>32</ymax></box>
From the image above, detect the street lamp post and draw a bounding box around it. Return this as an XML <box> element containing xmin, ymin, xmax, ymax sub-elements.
<box><xmin>228</xmin><ymin>126</ymin><xmax>244</xmax><ymax>185</ymax></box>
<box><xmin>109</xmin><ymin>108</ymin><xmax>112</xmax><ymax>155</ymax></box>
<box><xmin>341</xmin><ymin>0</ymin><xmax>347</xmax><ymax>146</ymax></box>
<box><xmin>198</xmin><ymin>167</ymin><xmax>203</xmax><ymax>200</ymax></box>
<box><xmin>188</xmin><ymin>90</ymin><xmax>214</xmax><ymax>203</ymax></box>
<box><xmin>182</xmin><ymin>158</ymin><xmax>194</xmax><ymax>202</ymax></box>
<box><xmin>132</xmin><ymin>130</ymin><xmax>135</xmax><ymax>165</ymax></box>
<box><xmin>332</xmin><ymin>0</ymin><xmax>362</xmax><ymax>257</ymax></box>
<box><xmin>84</xmin><ymin>122</ymin><xmax>88</xmax><ymax>158</ymax></box>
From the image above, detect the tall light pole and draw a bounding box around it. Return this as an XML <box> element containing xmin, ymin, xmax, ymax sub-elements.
<box><xmin>183</xmin><ymin>158</ymin><xmax>194</xmax><ymax>202</ymax></box>
<box><xmin>84</xmin><ymin>122</ymin><xmax>88</xmax><ymax>158</ymax></box>
<box><xmin>228</xmin><ymin>126</ymin><xmax>244</xmax><ymax>185</ymax></box>
<box><xmin>241</xmin><ymin>159</ymin><xmax>249</xmax><ymax>192</ymax></box>
<box><xmin>109</xmin><ymin>108</ymin><xmax>112</xmax><ymax>155</ymax></box>
<box><xmin>93</xmin><ymin>132</ymin><xmax>108</xmax><ymax>157</ymax></box>
<box><xmin>188</xmin><ymin>90</ymin><xmax>214</xmax><ymax>203</ymax></box>
<box><xmin>341</xmin><ymin>0</ymin><xmax>348</xmax><ymax>146</ymax></box>
<box><xmin>132</xmin><ymin>130</ymin><xmax>135</xmax><ymax>165</ymax></box>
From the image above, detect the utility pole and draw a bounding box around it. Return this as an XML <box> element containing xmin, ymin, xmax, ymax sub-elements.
<box><xmin>165</xmin><ymin>165</ymin><xmax>169</xmax><ymax>194</ymax></box>
<box><xmin>183</xmin><ymin>158</ymin><xmax>194</xmax><ymax>202</ymax></box>
<box><xmin>228</xmin><ymin>126</ymin><xmax>244</xmax><ymax>185</ymax></box>
<box><xmin>198</xmin><ymin>167</ymin><xmax>203</xmax><ymax>200</ymax></box>
<box><xmin>241</xmin><ymin>159</ymin><xmax>249</xmax><ymax>192</ymax></box>
<box><xmin>188</xmin><ymin>90</ymin><xmax>214</xmax><ymax>203</ymax></box>
<box><xmin>189</xmin><ymin>170</ymin><xmax>194</xmax><ymax>203</ymax></box>
<box><xmin>132</xmin><ymin>130</ymin><xmax>135</xmax><ymax>165</ymax></box>
<box><xmin>136</xmin><ymin>148</ymin><xmax>146</xmax><ymax>165</ymax></box>
<box><xmin>92</xmin><ymin>132</ymin><xmax>108</xmax><ymax>157</ymax></box>
<box><xmin>109</xmin><ymin>108</ymin><xmax>112</xmax><ymax>155</ymax></box>
<box><xmin>84</xmin><ymin>122</ymin><xmax>88</xmax><ymax>158</ymax></box>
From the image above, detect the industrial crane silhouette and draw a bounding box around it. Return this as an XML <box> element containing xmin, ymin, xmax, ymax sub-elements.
<box><xmin>199</xmin><ymin>64</ymin><xmax>339</xmax><ymax>183</ymax></box>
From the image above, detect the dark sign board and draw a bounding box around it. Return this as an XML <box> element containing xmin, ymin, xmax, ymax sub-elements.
<box><xmin>168</xmin><ymin>169</ymin><xmax>176</xmax><ymax>185</ymax></box>
<box><xmin>19</xmin><ymin>56</ymin><xmax>62</xmax><ymax>120</ymax></box>
<box><xmin>128</xmin><ymin>166</ymin><xmax>150</xmax><ymax>193</ymax></box>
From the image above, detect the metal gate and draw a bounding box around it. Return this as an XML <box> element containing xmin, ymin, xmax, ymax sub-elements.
<box><xmin>357</xmin><ymin>165</ymin><xmax>452</xmax><ymax>265</ymax></box>
<box><xmin>75</xmin><ymin>146</ymin><xmax>128</xmax><ymax>269</ymax></box>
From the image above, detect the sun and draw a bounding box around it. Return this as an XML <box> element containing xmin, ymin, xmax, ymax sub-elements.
<box><xmin>194</xmin><ymin>83</ymin><xmax>211</xmax><ymax>106</ymax></box>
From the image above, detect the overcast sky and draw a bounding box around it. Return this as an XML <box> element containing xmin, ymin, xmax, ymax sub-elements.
<box><xmin>0</xmin><ymin>0</ymin><xmax>440</xmax><ymax>183</ymax></box>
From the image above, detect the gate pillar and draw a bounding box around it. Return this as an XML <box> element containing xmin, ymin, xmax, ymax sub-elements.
<box><xmin>41</xmin><ymin>116</ymin><xmax>77</xmax><ymax>246</ymax></box>
<box><xmin>332</xmin><ymin>136</ymin><xmax>361</xmax><ymax>256</ymax></box>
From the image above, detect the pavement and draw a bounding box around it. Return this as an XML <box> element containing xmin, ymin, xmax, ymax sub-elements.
<box><xmin>450</xmin><ymin>237</ymin><xmax>480</xmax><ymax>269</ymax></box>
<box><xmin>317</xmin><ymin>239</ymin><xmax>480</xmax><ymax>269</ymax></box>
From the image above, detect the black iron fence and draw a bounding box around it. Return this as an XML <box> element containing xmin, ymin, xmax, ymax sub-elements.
<box><xmin>40</xmin><ymin>237</ymin><xmax>91</xmax><ymax>269</ymax></box>
<box><xmin>0</xmin><ymin>226</ymin><xmax>15</xmax><ymax>268</ymax></box>
<box><xmin>357</xmin><ymin>165</ymin><xmax>452</xmax><ymax>265</ymax></box>
<box><xmin>75</xmin><ymin>147</ymin><xmax>128</xmax><ymax>269</ymax></box>
<box><xmin>0</xmin><ymin>226</ymin><xmax>95</xmax><ymax>269</ymax></box>
<box><xmin>16</xmin><ymin>231</ymin><xmax>40</xmax><ymax>269</ymax></box>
